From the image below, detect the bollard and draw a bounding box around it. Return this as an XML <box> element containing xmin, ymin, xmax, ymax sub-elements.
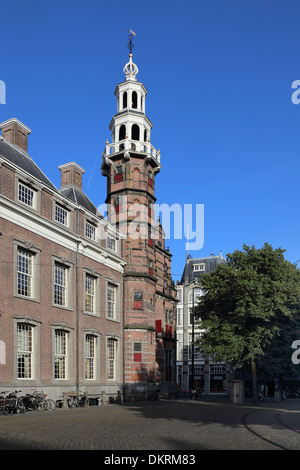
<box><xmin>62</xmin><ymin>392</ymin><xmax>69</xmax><ymax>409</ymax></box>
<box><xmin>101</xmin><ymin>391</ymin><xmax>106</xmax><ymax>405</ymax></box>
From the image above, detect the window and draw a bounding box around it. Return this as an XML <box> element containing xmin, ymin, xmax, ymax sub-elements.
<box><xmin>107</xmin><ymin>235</ymin><xmax>116</xmax><ymax>252</ymax></box>
<box><xmin>85</xmin><ymin>335</ymin><xmax>96</xmax><ymax>380</ymax></box>
<box><xmin>107</xmin><ymin>338</ymin><xmax>116</xmax><ymax>380</ymax></box>
<box><xmin>193</xmin><ymin>263</ymin><xmax>205</xmax><ymax>272</ymax></box>
<box><xmin>17</xmin><ymin>324</ymin><xmax>33</xmax><ymax>378</ymax></box>
<box><xmin>133</xmin><ymin>342</ymin><xmax>142</xmax><ymax>362</ymax></box>
<box><xmin>18</xmin><ymin>181</ymin><xmax>35</xmax><ymax>208</ymax></box>
<box><xmin>85</xmin><ymin>274</ymin><xmax>96</xmax><ymax>314</ymax></box>
<box><xmin>132</xmin><ymin>91</ymin><xmax>138</xmax><ymax>109</ymax></box>
<box><xmin>55</xmin><ymin>203</ymin><xmax>69</xmax><ymax>226</ymax></box>
<box><xmin>114</xmin><ymin>165</ymin><xmax>123</xmax><ymax>182</ymax></box>
<box><xmin>114</xmin><ymin>197</ymin><xmax>121</xmax><ymax>214</ymax></box>
<box><xmin>188</xmin><ymin>287</ymin><xmax>202</xmax><ymax>304</ymax></box>
<box><xmin>176</xmin><ymin>307</ymin><xmax>183</xmax><ymax>327</ymax></box>
<box><xmin>177</xmin><ymin>334</ymin><xmax>183</xmax><ymax>360</ymax></box>
<box><xmin>132</xmin><ymin>124</ymin><xmax>140</xmax><ymax>141</ymax></box>
<box><xmin>17</xmin><ymin>248</ymin><xmax>32</xmax><ymax>297</ymax></box>
<box><xmin>148</xmin><ymin>170</ymin><xmax>154</xmax><ymax>188</ymax></box>
<box><xmin>149</xmin><ymin>260</ymin><xmax>153</xmax><ymax>276</ymax></box>
<box><xmin>14</xmin><ymin>242</ymin><xmax>41</xmax><ymax>302</ymax></box>
<box><xmin>177</xmin><ymin>288</ymin><xmax>183</xmax><ymax>302</ymax></box>
<box><xmin>133</xmin><ymin>292</ymin><xmax>143</xmax><ymax>309</ymax></box>
<box><xmin>54</xmin><ymin>262</ymin><xmax>67</xmax><ymax>306</ymax></box>
<box><xmin>86</xmin><ymin>221</ymin><xmax>96</xmax><ymax>241</ymax></box>
<box><xmin>107</xmin><ymin>283</ymin><xmax>116</xmax><ymax>320</ymax></box>
<box><xmin>148</xmin><ymin>228</ymin><xmax>153</xmax><ymax>247</ymax></box>
<box><xmin>54</xmin><ymin>330</ymin><xmax>67</xmax><ymax>379</ymax></box>
<box><xmin>122</xmin><ymin>92</ymin><xmax>127</xmax><ymax>109</ymax></box>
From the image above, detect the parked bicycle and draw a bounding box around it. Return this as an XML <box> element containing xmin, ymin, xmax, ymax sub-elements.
<box><xmin>150</xmin><ymin>389</ymin><xmax>161</xmax><ymax>401</ymax></box>
<box><xmin>0</xmin><ymin>390</ymin><xmax>26</xmax><ymax>415</ymax></box>
<box><xmin>22</xmin><ymin>389</ymin><xmax>56</xmax><ymax>411</ymax></box>
<box><xmin>67</xmin><ymin>393</ymin><xmax>88</xmax><ymax>408</ymax></box>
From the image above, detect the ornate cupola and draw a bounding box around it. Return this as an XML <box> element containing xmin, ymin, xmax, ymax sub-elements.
<box><xmin>101</xmin><ymin>35</ymin><xmax>161</xmax><ymax>177</ymax></box>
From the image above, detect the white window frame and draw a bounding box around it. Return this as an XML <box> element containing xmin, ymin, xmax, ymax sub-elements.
<box><xmin>106</xmin><ymin>282</ymin><xmax>119</xmax><ymax>321</ymax></box>
<box><xmin>107</xmin><ymin>337</ymin><xmax>118</xmax><ymax>380</ymax></box>
<box><xmin>193</xmin><ymin>263</ymin><xmax>205</xmax><ymax>272</ymax></box>
<box><xmin>107</xmin><ymin>234</ymin><xmax>116</xmax><ymax>252</ymax></box>
<box><xmin>16</xmin><ymin>177</ymin><xmax>40</xmax><ymax>212</ymax></box>
<box><xmin>54</xmin><ymin>201</ymin><xmax>70</xmax><ymax>227</ymax></box>
<box><xmin>85</xmin><ymin>334</ymin><xmax>96</xmax><ymax>380</ymax></box>
<box><xmin>54</xmin><ymin>330</ymin><xmax>68</xmax><ymax>380</ymax></box>
<box><xmin>13</xmin><ymin>240</ymin><xmax>41</xmax><ymax>302</ymax></box>
<box><xmin>85</xmin><ymin>220</ymin><xmax>96</xmax><ymax>241</ymax></box>
<box><xmin>52</xmin><ymin>257</ymin><xmax>73</xmax><ymax>310</ymax></box>
<box><xmin>14</xmin><ymin>317</ymin><xmax>41</xmax><ymax>381</ymax></box>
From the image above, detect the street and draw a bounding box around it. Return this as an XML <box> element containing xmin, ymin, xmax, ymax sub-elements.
<box><xmin>0</xmin><ymin>397</ymin><xmax>299</xmax><ymax>452</ymax></box>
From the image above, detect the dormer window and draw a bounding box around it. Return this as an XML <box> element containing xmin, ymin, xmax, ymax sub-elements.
<box><xmin>18</xmin><ymin>181</ymin><xmax>36</xmax><ymax>209</ymax></box>
<box><xmin>55</xmin><ymin>202</ymin><xmax>69</xmax><ymax>226</ymax></box>
<box><xmin>193</xmin><ymin>263</ymin><xmax>205</xmax><ymax>272</ymax></box>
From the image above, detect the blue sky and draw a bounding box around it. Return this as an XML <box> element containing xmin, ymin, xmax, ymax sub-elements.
<box><xmin>1</xmin><ymin>0</ymin><xmax>300</xmax><ymax>282</ymax></box>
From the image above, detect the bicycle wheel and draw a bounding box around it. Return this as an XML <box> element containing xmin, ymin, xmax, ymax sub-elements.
<box><xmin>44</xmin><ymin>399</ymin><xmax>56</xmax><ymax>410</ymax></box>
<box><xmin>17</xmin><ymin>400</ymin><xmax>26</xmax><ymax>414</ymax></box>
<box><xmin>3</xmin><ymin>405</ymin><xmax>13</xmax><ymax>416</ymax></box>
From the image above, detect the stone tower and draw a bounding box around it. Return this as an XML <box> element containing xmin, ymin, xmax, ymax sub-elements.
<box><xmin>101</xmin><ymin>41</ymin><xmax>176</xmax><ymax>397</ymax></box>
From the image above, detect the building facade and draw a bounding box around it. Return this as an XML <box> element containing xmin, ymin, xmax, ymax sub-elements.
<box><xmin>176</xmin><ymin>254</ymin><xmax>230</xmax><ymax>395</ymax></box>
<box><xmin>0</xmin><ymin>118</ymin><xmax>125</xmax><ymax>402</ymax></box>
<box><xmin>101</xmin><ymin>51</ymin><xmax>177</xmax><ymax>398</ymax></box>
<box><xmin>0</xmin><ymin>49</ymin><xmax>177</xmax><ymax>402</ymax></box>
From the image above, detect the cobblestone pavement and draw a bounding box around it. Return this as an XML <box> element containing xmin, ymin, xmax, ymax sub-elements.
<box><xmin>0</xmin><ymin>397</ymin><xmax>299</xmax><ymax>451</ymax></box>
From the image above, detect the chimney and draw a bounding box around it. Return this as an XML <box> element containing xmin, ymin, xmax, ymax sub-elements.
<box><xmin>58</xmin><ymin>162</ymin><xmax>85</xmax><ymax>190</ymax></box>
<box><xmin>0</xmin><ymin>118</ymin><xmax>31</xmax><ymax>153</ymax></box>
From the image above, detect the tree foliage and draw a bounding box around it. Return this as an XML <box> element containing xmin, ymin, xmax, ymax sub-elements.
<box><xmin>194</xmin><ymin>244</ymin><xmax>300</xmax><ymax>383</ymax></box>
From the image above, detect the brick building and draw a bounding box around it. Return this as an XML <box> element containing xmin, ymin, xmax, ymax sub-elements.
<box><xmin>0</xmin><ymin>118</ymin><xmax>125</xmax><ymax>402</ymax></box>
<box><xmin>0</xmin><ymin>47</ymin><xmax>177</xmax><ymax>401</ymax></box>
<box><xmin>101</xmin><ymin>50</ymin><xmax>177</xmax><ymax>398</ymax></box>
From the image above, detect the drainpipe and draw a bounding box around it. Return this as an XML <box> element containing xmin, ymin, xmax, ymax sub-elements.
<box><xmin>76</xmin><ymin>208</ymin><xmax>80</xmax><ymax>393</ymax></box>
<box><xmin>122</xmin><ymin>239</ymin><xmax>126</xmax><ymax>402</ymax></box>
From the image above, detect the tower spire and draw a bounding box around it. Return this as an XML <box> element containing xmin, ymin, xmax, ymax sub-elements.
<box><xmin>128</xmin><ymin>29</ymin><xmax>136</xmax><ymax>55</ymax></box>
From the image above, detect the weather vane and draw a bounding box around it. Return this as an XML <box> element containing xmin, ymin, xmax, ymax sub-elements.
<box><xmin>128</xmin><ymin>29</ymin><xmax>136</xmax><ymax>54</ymax></box>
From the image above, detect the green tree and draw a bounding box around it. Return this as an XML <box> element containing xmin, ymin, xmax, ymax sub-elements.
<box><xmin>194</xmin><ymin>243</ymin><xmax>300</xmax><ymax>403</ymax></box>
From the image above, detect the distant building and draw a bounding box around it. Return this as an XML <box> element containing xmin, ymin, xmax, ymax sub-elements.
<box><xmin>176</xmin><ymin>253</ymin><xmax>229</xmax><ymax>394</ymax></box>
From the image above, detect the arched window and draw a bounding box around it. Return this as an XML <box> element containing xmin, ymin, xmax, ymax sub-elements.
<box><xmin>119</xmin><ymin>125</ymin><xmax>126</xmax><ymax>141</ymax></box>
<box><xmin>132</xmin><ymin>91</ymin><xmax>137</xmax><ymax>109</ymax></box>
<box><xmin>132</xmin><ymin>124</ymin><xmax>140</xmax><ymax>141</ymax></box>
<box><xmin>123</xmin><ymin>92</ymin><xmax>127</xmax><ymax>109</ymax></box>
<box><xmin>144</xmin><ymin>129</ymin><xmax>147</xmax><ymax>142</ymax></box>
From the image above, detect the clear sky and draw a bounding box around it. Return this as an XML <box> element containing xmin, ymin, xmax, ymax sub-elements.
<box><xmin>1</xmin><ymin>0</ymin><xmax>300</xmax><ymax>282</ymax></box>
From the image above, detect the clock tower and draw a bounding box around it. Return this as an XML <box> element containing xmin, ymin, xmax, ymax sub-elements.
<box><xmin>101</xmin><ymin>36</ymin><xmax>176</xmax><ymax>398</ymax></box>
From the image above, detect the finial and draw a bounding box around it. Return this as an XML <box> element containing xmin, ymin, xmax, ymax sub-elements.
<box><xmin>128</xmin><ymin>29</ymin><xmax>136</xmax><ymax>55</ymax></box>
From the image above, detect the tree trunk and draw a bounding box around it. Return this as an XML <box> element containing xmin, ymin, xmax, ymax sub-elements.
<box><xmin>251</xmin><ymin>357</ymin><xmax>258</xmax><ymax>404</ymax></box>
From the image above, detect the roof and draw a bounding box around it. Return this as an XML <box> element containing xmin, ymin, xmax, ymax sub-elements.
<box><xmin>0</xmin><ymin>137</ymin><xmax>57</xmax><ymax>192</ymax></box>
<box><xmin>0</xmin><ymin>136</ymin><xmax>102</xmax><ymax>217</ymax></box>
<box><xmin>60</xmin><ymin>186</ymin><xmax>99</xmax><ymax>216</ymax></box>
<box><xmin>180</xmin><ymin>255</ymin><xmax>226</xmax><ymax>284</ymax></box>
